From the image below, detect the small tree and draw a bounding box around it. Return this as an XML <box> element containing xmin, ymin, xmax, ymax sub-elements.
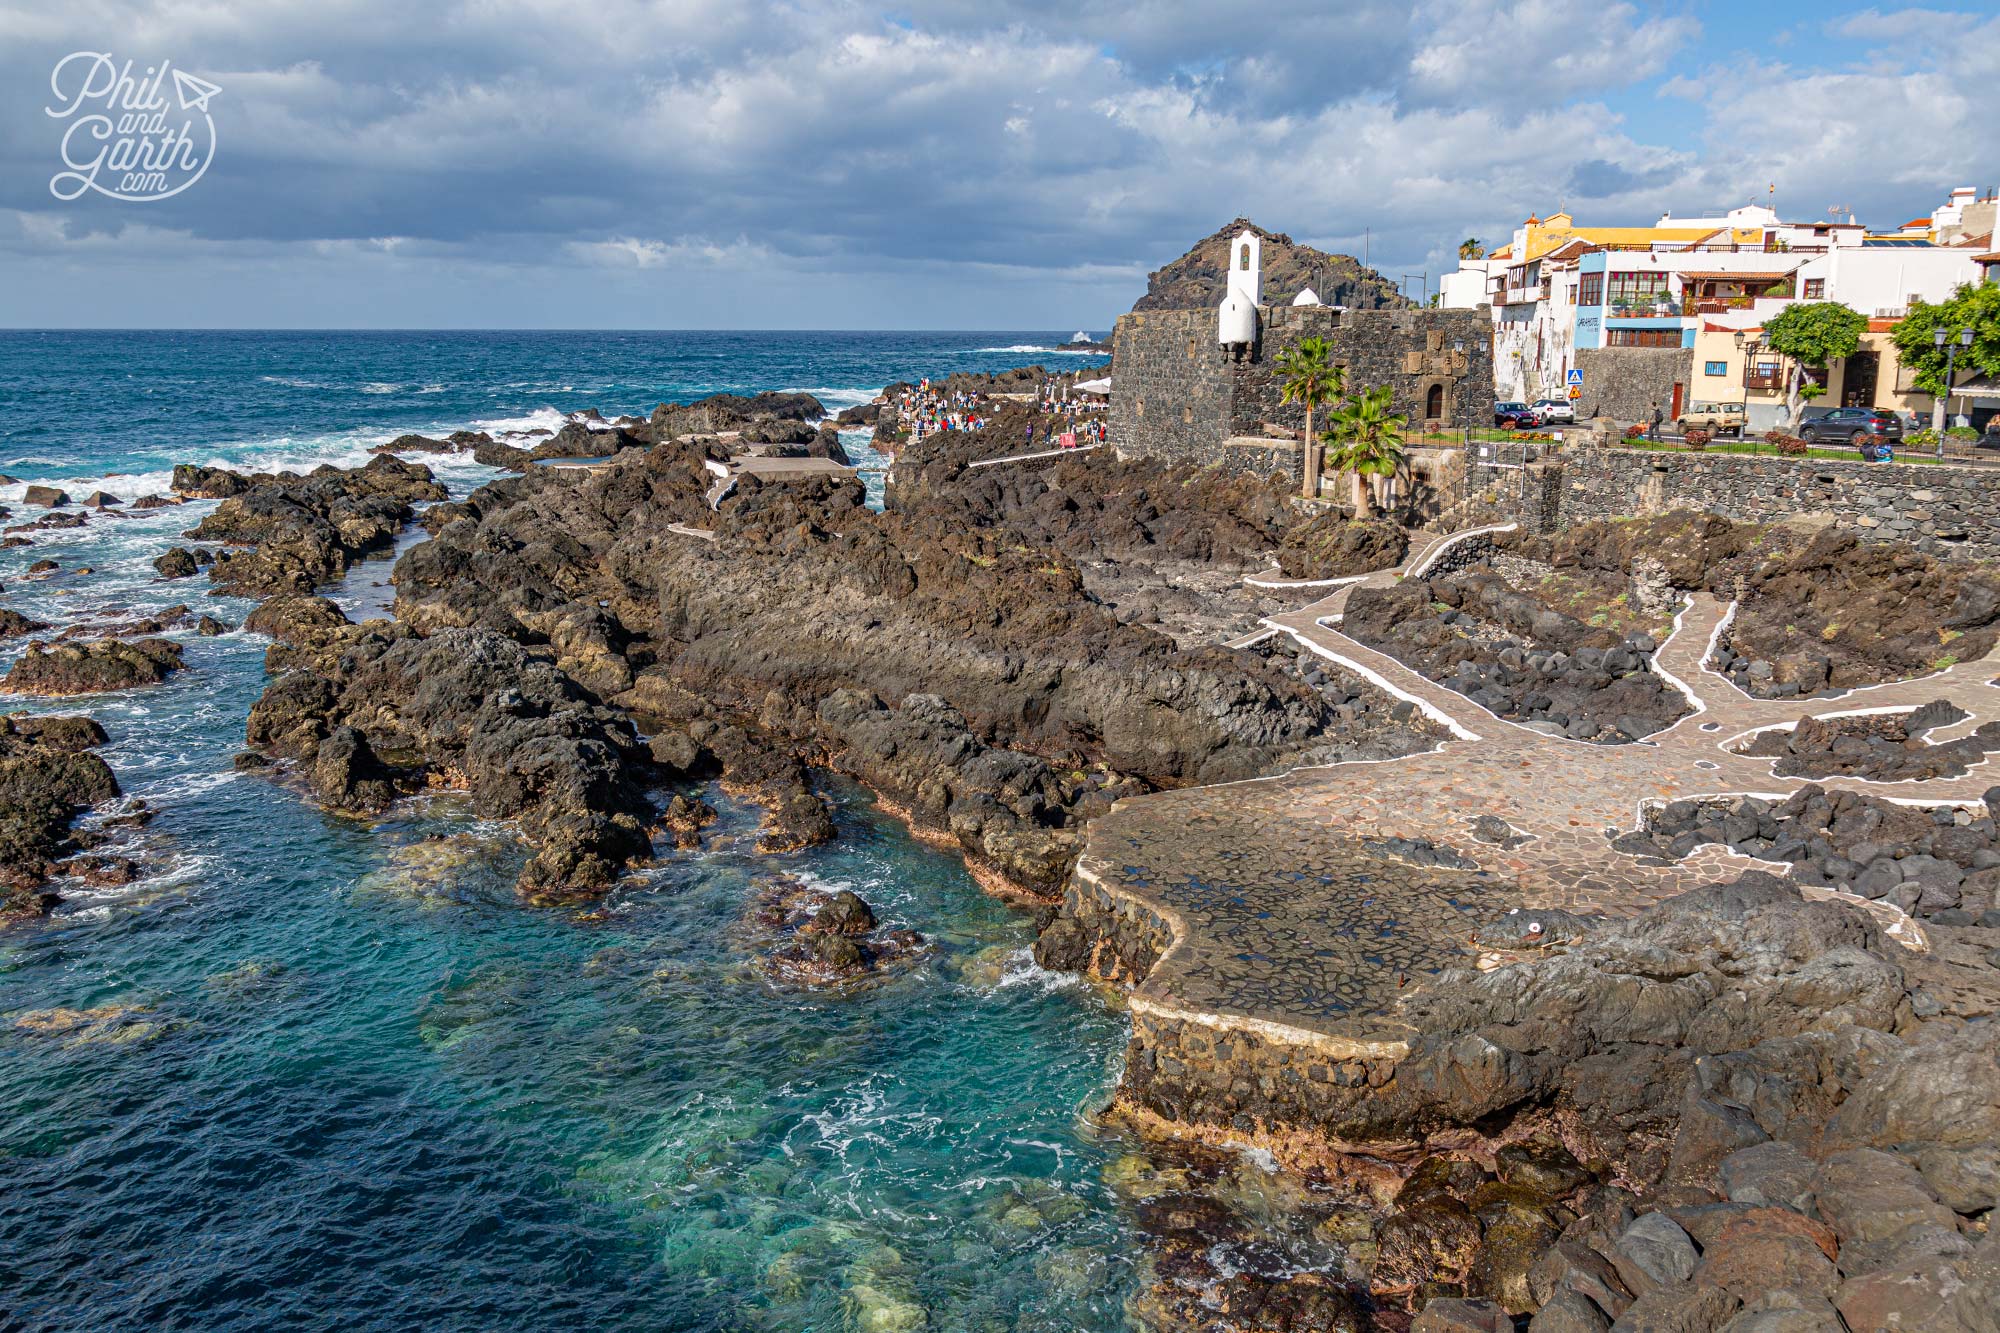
<box><xmin>1890</xmin><ymin>281</ymin><xmax>2000</xmax><ymax>423</ymax></box>
<box><xmin>1323</xmin><ymin>385</ymin><xmax>1408</xmax><ymax>518</ymax></box>
<box><xmin>1276</xmin><ymin>335</ymin><xmax>1344</xmax><ymax>499</ymax></box>
<box><xmin>1458</xmin><ymin>238</ymin><xmax>1485</xmax><ymax>260</ymax></box>
<box><xmin>1761</xmin><ymin>301</ymin><xmax>1866</xmax><ymax>429</ymax></box>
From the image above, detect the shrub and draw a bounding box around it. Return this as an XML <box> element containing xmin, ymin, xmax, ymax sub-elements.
<box><xmin>1684</xmin><ymin>428</ymin><xmax>1713</xmax><ymax>449</ymax></box>
<box><xmin>1773</xmin><ymin>434</ymin><xmax>1809</xmax><ymax>455</ymax></box>
<box><xmin>1623</xmin><ymin>423</ymin><xmax>1645</xmax><ymax>440</ymax></box>
<box><xmin>1913</xmin><ymin>426</ymin><xmax>1981</xmax><ymax>449</ymax></box>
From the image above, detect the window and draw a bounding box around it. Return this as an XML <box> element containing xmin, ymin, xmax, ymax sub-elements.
<box><xmin>1579</xmin><ymin>273</ymin><xmax>1603</xmax><ymax>306</ymax></box>
<box><xmin>1705</xmin><ymin>360</ymin><xmax>1728</xmax><ymax>376</ymax></box>
<box><xmin>1803</xmin><ymin>278</ymin><xmax>1824</xmax><ymax>299</ymax></box>
<box><xmin>1608</xmin><ymin>328</ymin><xmax>1682</xmax><ymax>348</ymax></box>
<box><xmin>1606</xmin><ymin>271</ymin><xmax>1671</xmax><ymax>306</ymax></box>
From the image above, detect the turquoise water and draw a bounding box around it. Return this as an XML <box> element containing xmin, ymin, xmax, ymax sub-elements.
<box><xmin>0</xmin><ymin>332</ymin><xmax>1138</xmax><ymax>1331</ymax></box>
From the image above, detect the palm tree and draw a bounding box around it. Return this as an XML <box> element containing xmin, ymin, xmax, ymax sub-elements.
<box><xmin>1458</xmin><ymin>237</ymin><xmax>1485</xmax><ymax>261</ymax></box>
<box><xmin>1323</xmin><ymin>385</ymin><xmax>1408</xmax><ymax>518</ymax></box>
<box><xmin>1275</xmin><ymin>336</ymin><xmax>1344</xmax><ymax>499</ymax></box>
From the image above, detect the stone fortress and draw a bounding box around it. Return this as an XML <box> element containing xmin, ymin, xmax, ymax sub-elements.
<box><xmin>1109</xmin><ymin>229</ymin><xmax>1496</xmax><ymax>480</ymax></box>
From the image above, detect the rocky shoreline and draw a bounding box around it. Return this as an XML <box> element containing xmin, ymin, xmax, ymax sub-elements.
<box><xmin>7</xmin><ymin>368</ymin><xmax>2000</xmax><ymax>1331</ymax></box>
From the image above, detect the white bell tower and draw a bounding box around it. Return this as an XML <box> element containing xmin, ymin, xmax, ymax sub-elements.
<box><xmin>1227</xmin><ymin>230</ymin><xmax>1261</xmax><ymax>306</ymax></box>
<box><xmin>1218</xmin><ymin>229</ymin><xmax>1261</xmax><ymax>351</ymax></box>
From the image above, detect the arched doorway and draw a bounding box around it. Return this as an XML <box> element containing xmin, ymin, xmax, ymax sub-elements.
<box><xmin>1425</xmin><ymin>383</ymin><xmax>1445</xmax><ymax>420</ymax></box>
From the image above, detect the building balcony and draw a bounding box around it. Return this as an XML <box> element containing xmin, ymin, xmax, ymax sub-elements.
<box><xmin>1607</xmin><ymin>301</ymin><xmax>1682</xmax><ymax>318</ymax></box>
<box><xmin>1744</xmin><ymin>369</ymin><xmax>1785</xmax><ymax>391</ymax></box>
<box><xmin>1689</xmin><ymin>297</ymin><xmax>1768</xmax><ymax>314</ymax></box>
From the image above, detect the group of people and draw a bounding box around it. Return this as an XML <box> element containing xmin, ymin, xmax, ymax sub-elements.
<box><xmin>895</xmin><ymin>382</ymin><xmax>992</xmax><ymax>442</ymax></box>
<box><xmin>893</xmin><ymin>375</ymin><xmax>1108</xmax><ymax>451</ymax></box>
<box><xmin>1034</xmin><ymin>378</ymin><xmax>1108</xmax><ymax>451</ymax></box>
<box><xmin>1038</xmin><ymin>411</ymin><xmax>1107</xmax><ymax>451</ymax></box>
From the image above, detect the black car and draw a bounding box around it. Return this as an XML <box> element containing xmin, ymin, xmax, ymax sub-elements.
<box><xmin>1494</xmin><ymin>401</ymin><xmax>1538</xmax><ymax>428</ymax></box>
<box><xmin>1798</xmin><ymin>406</ymin><xmax>1904</xmax><ymax>447</ymax></box>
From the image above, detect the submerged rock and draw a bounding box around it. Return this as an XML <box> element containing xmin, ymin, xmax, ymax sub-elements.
<box><xmin>744</xmin><ymin>879</ymin><xmax>927</xmax><ymax>986</ymax></box>
<box><xmin>12</xmin><ymin>1003</ymin><xmax>164</xmax><ymax>1046</ymax></box>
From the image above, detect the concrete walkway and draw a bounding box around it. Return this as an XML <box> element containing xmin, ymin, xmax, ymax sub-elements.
<box><xmin>1078</xmin><ymin>525</ymin><xmax>2000</xmax><ymax>1054</ymax></box>
<box><xmin>703</xmin><ymin>455</ymin><xmax>857</xmax><ymax>510</ymax></box>
<box><xmin>964</xmin><ymin>442</ymin><xmax>1102</xmax><ymax>468</ymax></box>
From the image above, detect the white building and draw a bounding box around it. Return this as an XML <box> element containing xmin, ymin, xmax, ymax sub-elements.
<box><xmin>1793</xmin><ymin>244</ymin><xmax>1983</xmax><ymax>320</ymax></box>
<box><xmin>1217</xmin><ymin>229</ymin><xmax>1261</xmax><ymax>352</ymax></box>
<box><xmin>1439</xmin><ymin>257</ymin><xmax>1505</xmax><ymax>310</ymax></box>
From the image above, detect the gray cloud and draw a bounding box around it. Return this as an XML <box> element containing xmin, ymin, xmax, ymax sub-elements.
<box><xmin>0</xmin><ymin>1</ymin><xmax>1988</xmax><ymax>327</ymax></box>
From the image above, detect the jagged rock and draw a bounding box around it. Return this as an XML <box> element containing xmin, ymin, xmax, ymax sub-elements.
<box><xmin>246</xmin><ymin>623</ymin><xmax>653</xmax><ymax>902</ymax></box>
<box><xmin>0</xmin><ymin>607</ymin><xmax>50</xmax><ymax>640</ymax></box>
<box><xmin>1277</xmin><ymin>514</ymin><xmax>1409</xmax><ymax>579</ymax></box>
<box><xmin>1412</xmin><ymin>1296</ymin><xmax>1513</xmax><ymax>1331</ymax></box>
<box><xmin>22</xmin><ymin>485</ymin><xmax>69</xmax><ymax>508</ymax></box>
<box><xmin>1132</xmin><ymin>218</ymin><xmax>1407</xmax><ymax>312</ymax></box>
<box><xmin>1695</xmin><ymin>1210</ymin><xmax>1840</xmax><ymax>1302</ymax></box>
<box><xmin>648</xmin><ymin>391</ymin><xmax>825</xmax><ymax>440</ymax></box>
<box><xmin>153</xmin><ymin>547</ymin><xmax>200</xmax><ymax>579</ymax></box>
<box><xmin>184</xmin><ymin>454</ymin><xmax>446</xmax><ymax>595</ymax></box>
<box><xmin>1716</xmin><ymin>1142</ymin><xmax>1816</xmax><ymax>1214</ymax></box>
<box><xmin>1812</xmin><ymin>1149</ymin><xmax>1958</xmax><ymax>1252</ymax></box>
<box><xmin>1526</xmin><ymin>1285</ymin><xmax>1612</xmax><ymax>1331</ymax></box>
<box><xmin>1617</xmin><ymin>1213</ymin><xmax>1700</xmax><ymax>1290</ymax></box>
<box><xmin>309</xmin><ymin>726</ymin><xmax>399</xmax><ymax>813</ymax></box>
<box><xmin>746</xmin><ymin>879</ymin><xmax>926</xmax><ymax>986</ymax></box>
<box><xmin>0</xmin><ymin>715</ymin><xmax>118</xmax><ymax>914</ymax></box>
<box><xmin>1609</xmin><ymin>1281</ymin><xmax>1740</xmax><ymax>1331</ymax></box>
<box><xmin>2</xmin><ymin>637</ymin><xmax>183</xmax><ymax>695</ymax></box>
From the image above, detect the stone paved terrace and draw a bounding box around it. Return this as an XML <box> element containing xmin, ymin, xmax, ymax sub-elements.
<box><xmin>1079</xmin><ymin>524</ymin><xmax>2000</xmax><ymax>1059</ymax></box>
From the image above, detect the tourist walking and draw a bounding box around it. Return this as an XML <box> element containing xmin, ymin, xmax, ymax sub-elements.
<box><xmin>1648</xmin><ymin>402</ymin><xmax>1663</xmax><ymax>441</ymax></box>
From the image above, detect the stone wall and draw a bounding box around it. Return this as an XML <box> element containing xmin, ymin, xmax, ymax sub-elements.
<box><xmin>1230</xmin><ymin>305</ymin><xmax>1495</xmax><ymax>436</ymax></box>
<box><xmin>1111</xmin><ymin>305</ymin><xmax>1496</xmax><ymax>478</ymax></box>
<box><xmin>1575</xmin><ymin>347</ymin><xmax>1693</xmax><ymax>424</ymax></box>
<box><xmin>1125</xmin><ymin>1007</ymin><xmax>1402</xmax><ymax>1140</ymax></box>
<box><xmin>1554</xmin><ymin>448</ymin><xmax>2000</xmax><ymax>559</ymax></box>
<box><xmin>1108</xmin><ymin>309</ymin><xmax>1238</xmax><ymax>470</ymax></box>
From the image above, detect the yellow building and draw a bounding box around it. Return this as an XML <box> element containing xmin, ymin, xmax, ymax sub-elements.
<box><xmin>1690</xmin><ymin>319</ymin><xmax>1936</xmax><ymax>431</ymax></box>
<box><xmin>1489</xmin><ymin>211</ymin><xmax>1722</xmax><ymax>264</ymax></box>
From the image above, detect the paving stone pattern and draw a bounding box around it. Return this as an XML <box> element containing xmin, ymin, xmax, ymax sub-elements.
<box><xmin>1081</xmin><ymin>525</ymin><xmax>2000</xmax><ymax>1054</ymax></box>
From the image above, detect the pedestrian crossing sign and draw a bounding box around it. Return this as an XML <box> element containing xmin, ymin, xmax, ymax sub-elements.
<box><xmin>1566</xmin><ymin>369</ymin><xmax>1584</xmax><ymax>386</ymax></box>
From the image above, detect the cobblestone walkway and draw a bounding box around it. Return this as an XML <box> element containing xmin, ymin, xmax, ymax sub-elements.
<box><xmin>1082</xmin><ymin>526</ymin><xmax>2000</xmax><ymax>1054</ymax></box>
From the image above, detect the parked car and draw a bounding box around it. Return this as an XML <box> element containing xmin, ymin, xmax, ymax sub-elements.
<box><xmin>1676</xmin><ymin>400</ymin><xmax>1747</xmax><ymax>438</ymax></box>
<box><xmin>1798</xmin><ymin>407</ymin><xmax>1905</xmax><ymax>447</ymax></box>
<box><xmin>1531</xmin><ymin>398</ymin><xmax>1576</xmax><ymax>424</ymax></box>
<box><xmin>1494</xmin><ymin>401</ymin><xmax>1538</xmax><ymax>428</ymax></box>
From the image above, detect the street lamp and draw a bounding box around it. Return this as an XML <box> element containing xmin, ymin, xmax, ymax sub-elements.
<box><xmin>1736</xmin><ymin>331</ymin><xmax>1761</xmax><ymax>400</ymax></box>
<box><xmin>1934</xmin><ymin>326</ymin><xmax>1975</xmax><ymax>456</ymax></box>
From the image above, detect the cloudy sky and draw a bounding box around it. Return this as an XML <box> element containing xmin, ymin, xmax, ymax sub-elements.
<box><xmin>2</xmin><ymin>0</ymin><xmax>1995</xmax><ymax>329</ymax></box>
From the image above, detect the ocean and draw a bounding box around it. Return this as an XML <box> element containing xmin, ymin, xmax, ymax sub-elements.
<box><xmin>0</xmin><ymin>331</ymin><xmax>1141</xmax><ymax>1331</ymax></box>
